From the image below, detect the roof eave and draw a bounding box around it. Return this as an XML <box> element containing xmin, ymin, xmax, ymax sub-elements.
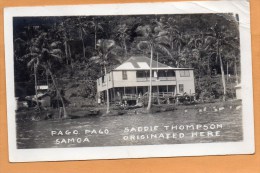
<box><xmin>113</xmin><ymin>67</ymin><xmax>194</xmax><ymax>71</ymax></box>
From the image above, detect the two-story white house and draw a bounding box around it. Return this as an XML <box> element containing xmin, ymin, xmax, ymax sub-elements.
<box><xmin>96</xmin><ymin>55</ymin><xmax>195</xmax><ymax>104</ymax></box>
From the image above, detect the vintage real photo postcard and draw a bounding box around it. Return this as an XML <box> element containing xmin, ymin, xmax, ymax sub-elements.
<box><xmin>4</xmin><ymin>0</ymin><xmax>254</xmax><ymax>162</ymax></box>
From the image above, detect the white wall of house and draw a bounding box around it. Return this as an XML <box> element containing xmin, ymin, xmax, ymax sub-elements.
<box><xmin>97</xmin><ymin>69</ymin><xmax>195</xmax><ymax>95</ymax></box>
<box><xmin>175</xmin><ymin>69</ymin><xmax>195</xmax><ymax>94</ymax></box>
<box><xmin>112</xmin><ymin>71</ymin><xmax>177</xmax><ymax>88</ymax></box>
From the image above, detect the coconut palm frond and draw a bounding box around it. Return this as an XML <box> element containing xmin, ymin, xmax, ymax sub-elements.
<box><xmin>30</xmin><ymin>46</ymin><xmax>40</xmax><ymax>53</ymax></box>
<box><xmin>50</xmin><ymin>41</ymin><xmax>62</xmax><ymax>48</ymax></box>
<box><xmin>135</xmin><ymin>25</ymin><xmax>151</xmax><ymax>37</ymax></box>
<box><xmin>97</xmin><ymin>24</ymin><xmax>103</xmax><ymax>31</ymax></box>
<box><xmin>108</xmin><ymin>56</ymin><xmax>122</xmax><ymax>65</ymax></box>
<box><xmin>21</xmin><ymin>53</ymin><xmax>38</xmax><ymax>59</ymax></box>
<box><xmin>157</xmin><ymin>31</ymin><xmax>168</xmax><ymax>37</ymax></box>
<box><xmin>90</xmin><ymin>56</ymin><xmax>101</xmax><ymax>62</ymax></box>
<box><xmin>136</xmin><ymin>41</ymin><xmax>150</xmax><ymax>51</ymax></box>
<box><xmin>50</xmin><ymin>49</ymin><xmax>62</xmax><ymax>55</ymax></box>
<box><xmin>27</xmin><ymin>58</ymin><xmax>37</xmax><ymax>67</ymax></box>
<box><xmin>34</xmin><ymin>33</ymin><xmax>47</xmax><ymax>46</ymax></box>
<box><xmin>42</xmin><ymin>48</ymin><xmax>50</xmax><ymax>54</ymax></box>
<box><xmin>155</xmin><ymin>44</ymin><xmax>173</xmax><ymax>59</ymax></box>
<box><xmin>155</xmin><ymin>35</ymin><xmax>170</xmax><ymax>46</ymax></box>
<box><xmin>203</xmin><ymin>36</ymin><xmax>217</xmax><ymax>50</ymax></box>
<box><xmin>50</xmin><ymin>53</ymin><xmax>63</xmax><ymax>62</ymax></box>
<box><xmin>167</xmin><ymin>27</ymin><xmax>180</xmax><ymax>35</ymax></box>
<box><xmin>222</xmin><ymin>40</ymin><xmax>239</xmax><ymax>50</ymax></box>
<box><xmin>87</xmin><ymin>21</ymin><xmax>95</xmax><ymax>27</ymax></box>
<box><xmin>97</xmin><ymin>39</ymin><xmax>116</xmax><ymax>53</ymax></box>
<box><xmin>108</xmin><ymin>45</ymin><xmax>122</xmax><ymax>54</ymax></box>
<box><xmin>82</xmin><ymin>28</ymin><xmax>89</xmax><ymax>35</ymax></box>
<box><xmin>14</xmin><ymin>38</ymin><xmax>26</xmax><ymax>43</ymax></box>
<box><xmin>207</xmin><ymin>51</ymin><xmax>217</xmax><ymax>58</ymax></box>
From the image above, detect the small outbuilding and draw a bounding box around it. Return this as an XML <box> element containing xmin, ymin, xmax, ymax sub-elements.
<box><xmin>235</xmin><ymin>83</ymin><xmax>241</xmax><ymax>100</ymax></box>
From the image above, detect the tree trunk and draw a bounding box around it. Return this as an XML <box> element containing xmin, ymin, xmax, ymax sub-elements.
<box><xmin>34</xmin><ymin>63</ymin><xmax>39</xmax><ymax>108</ymax></box>
<box><xmin>156</xmin><ymin>53</ymin><xmax>160</xmax><ymax>105</ymax></box>
<box><xmin>46</xmin><ymin>71</ymin><xmax>49</xmax><ymax>88</ymax></box>
<box><xmin>48</xmin><ymin>68</ymin><xmax>68</xmax><ymax>118</ymax></box>
<box><xmin>94</xmin><ymin>26</ymin><xmax>97</xmax><ymax>50</ymax></box>
<box><xmin>64</xmin><ymin>40</ymin><xmax>69</xmax><ymax>65</ymax></box>
<box><xmin>207</xmin><ymin>56</ymin><xmax>211</xmax><ymax>76</ymax></box>
<box><xmin>147</xmin><ymin>46</ymin><xmax>153</xmax><ymax>111</ymax></box>
<box><xmin>177</xmin><ymin>45</ymin><xmax>181</xmax><ymax>67</ymax></box>
<box><xmin>170</xmin><ymin>37</ymin><xmax>174</xmax><ymax>50</ymax></box>
<box><xmin>80</xmin><ymin>29</ymin><xmax>86</xmax><ymax>59</ymax></box>
<box><xmin>123</xmin><ymin>39</ymin><xmax>127</xmax><ymax>58</ymax></box>
<box><xmin>157</xmin><ymin>85</ymin><xmax>160</xmax><ymax>105</ymax></box>
<box><xmin>227</xmin><ymin>61</ymin><xmax>229</xmax><ymax>82</ymax></box>
<box><xmin>218</xmin><ymin>52</ymin><xmax>226</xmax><ymax>101</ymax></box>
<box><xmin>104</xmin><ymin>66</ymin><xmax>110</xmax><ymax>113</ymax></box>
<box><xmin>68</xmin><ymin>44</ymin><xmax>73</xmax><ymax>69</ymax></box>
<box><xmin>234</xmin><ymin>55</ymin><xmax>238</xmax><ymax>84</ymax></box>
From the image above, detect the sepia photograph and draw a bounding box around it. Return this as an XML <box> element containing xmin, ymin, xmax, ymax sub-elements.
<box><xmin>4</xmin><ymin>1</ymin><xmax>254</xmax><ymax>162</ymax></box>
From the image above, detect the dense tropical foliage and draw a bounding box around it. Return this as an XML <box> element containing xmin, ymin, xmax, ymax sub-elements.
<box><xmin>13</xmin><ymin>13</ymin><xmax>240</xmax><ymax>112</ymax></box>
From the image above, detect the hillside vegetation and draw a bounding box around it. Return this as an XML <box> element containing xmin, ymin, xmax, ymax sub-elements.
<box><xmin>13</xmin><ymin>14</ymin><xmax>241</xmax><ymax>110</ymax></box>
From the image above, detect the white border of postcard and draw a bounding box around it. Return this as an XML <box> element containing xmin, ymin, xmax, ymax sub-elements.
<box><xmin>4</xmin><ymin>0</ymin><xmax>254</xmax><ymax>162</ymax></box>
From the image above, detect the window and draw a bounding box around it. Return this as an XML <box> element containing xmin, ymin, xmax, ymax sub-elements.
<box><xmin>158</xmin><ymin>70</ymin><xmax>167</xmax><ymax>77</ymax></box>
<box><xmin>102</xmin><ymin>76</ymin><xmax>105</xmax><ymax>83</ymax></box>
<box><xmin>109</xmin><ymin>73</ymin><xmax>111</xmax><ymax>81</ymax></box>
<box><xmin>145</xmin><ymin>71</ymin><xmax>149</xmax><ymax>78</ymax></box>
<box><xmin>180</xmin><ymin>70</ymin><xmax>190</xmax><ymax>77</ymax></box>
<box><xmin>122</xmin><ymin>71</ymin><xmax>127</xmax><ymax>80</ymax></box>
<box><xmin>98</xmin><ymin>79</ymin><xmax>100</xmax><ymax>85</ymax></box>
<box><xmin>159</xmin><ymin>86</ymin><xmax>167</xmax><ymax>92</ymax></box>
<box><xmin>137</xmin><ymin>71</ymin><xmax>145</xmax><ymax>78</ymax></box>
<box><xmin>167</xmin><ymin>70</ymin><xmax>176</xmax><ymax>77</ymax></box>
<box><xmin>179</xmin><ymin>84</ymin><xmax>184</xmax><ymax>93</ymax></box>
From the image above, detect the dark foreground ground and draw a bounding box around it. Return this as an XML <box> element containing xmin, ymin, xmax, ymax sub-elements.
<box><xmin>16</xmin><ymin>101</ymin><xmax>243</xmax><ymax>149</ymax></box>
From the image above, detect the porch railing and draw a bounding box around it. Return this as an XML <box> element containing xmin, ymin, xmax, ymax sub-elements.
<box><xmin>143</xmin><ymin>92</ymin><xmax>175</xmax><ymax>98</ymax></box>
<box><xmin>122</xmin><ymin>92</ymin><xmax>176</xmax><ymax>100</ymax></box>
<box><xmin>122</xmin><ymin>94</ymin><xmax>138</xmax><ymax>100</ymax></box>
<box><xmin>136</xmin><ymin>77</ymin><xmax>176</xmax><ymax>82</ymax></box>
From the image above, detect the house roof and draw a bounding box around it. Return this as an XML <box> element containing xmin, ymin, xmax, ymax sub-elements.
<box><xmin>114</xmin><ymin>55</ymin><xmax>192</xmax><ymax>71</ymax></box>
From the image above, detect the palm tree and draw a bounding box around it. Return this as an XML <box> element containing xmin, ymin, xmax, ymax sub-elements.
<box><xmin>115</xmin><ymin>24</ymin><xmax>130</xmax><ymax>58</ymax></box>
<box><xmin>75</xmin><ymin>17</ymin><xmax>89</xmax><ymax>59</ymax></box>
<box><xmin>22</xmin><ymin>36</ymin><xmax>45</xmax><ymax>109</ymax></box>
<box><xmin>25</xmin><ymin>49</ymin><xmax>40</xmax><ymax>108</ymax></box>
<box><xmin>90</xmin><ymin>39</ymin><xmax>121</xmax><ymax>113</ymax></box>
<box><xmin>45</xmin><ymin>42</ymin><xmax>69</xmax><ymax>118</ymax></box>
<box><xmin>160</xmin><ymin>17</ymin><xmax>186</xmax><ymax>67</ymax></box>
<box><xmin>55</xmin><ymin>18</ymin><xmax>73</xmax><ymax>66</ymax></box>
<box><xmin>204</xmin><ymin>23</ymin><xmax>239</xmax><ymax>101</ymax></box>
<box><xmin>135</xmin><ymin>24</ymin><xmax>172</xmax><ymax>110</ymax></box>
<box><xmin>23</xmin><ymin>32</ymin><xmax>68</xmax><ymax>118</ymax></box>
<box><xmin>15</xmin><ymin>26</ymin><xmax>42</xmax><ymax>108</ymax></box>
<box><xmin>153</xmin><ymin>17</ymin><xmax>186</xmax><ymax>68</ymax></box>
<box><xmin>88</xmin><ymin>17</ymin><xmax>103</xmax><ymax>50</ymax></box>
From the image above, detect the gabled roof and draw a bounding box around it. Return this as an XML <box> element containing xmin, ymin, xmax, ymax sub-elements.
<box><xmin>115</xmin><ymin>55</ymin><xmax>171</xmax><ymax>70</ymax></box>
<box><xmin>114</xmin><ymin>55</ymin><xmax>192</xmax><ymax>71</ymax></box>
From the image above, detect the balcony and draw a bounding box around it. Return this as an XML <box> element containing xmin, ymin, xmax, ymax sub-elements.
<box><xmin>137</xmin><ymin>77</ymin><xmax>176</xmax><ymax>82</ymax></box>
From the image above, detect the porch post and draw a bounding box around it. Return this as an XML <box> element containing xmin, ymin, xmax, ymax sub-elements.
<box><xmin>111</xmin><ymin>71</ymin><xmax>116</xmax><ymax>102</ymax></box>
<box><xmin>109</xmin><ymin>89</ymin><xmax>112</xmax><ymax>103</ymax></box>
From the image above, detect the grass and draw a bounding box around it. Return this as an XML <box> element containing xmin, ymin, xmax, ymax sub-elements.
<box><xmin>15</xmin><ymin>99</ymin><xmax>243</xmax><ymax>149</ymax></box>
